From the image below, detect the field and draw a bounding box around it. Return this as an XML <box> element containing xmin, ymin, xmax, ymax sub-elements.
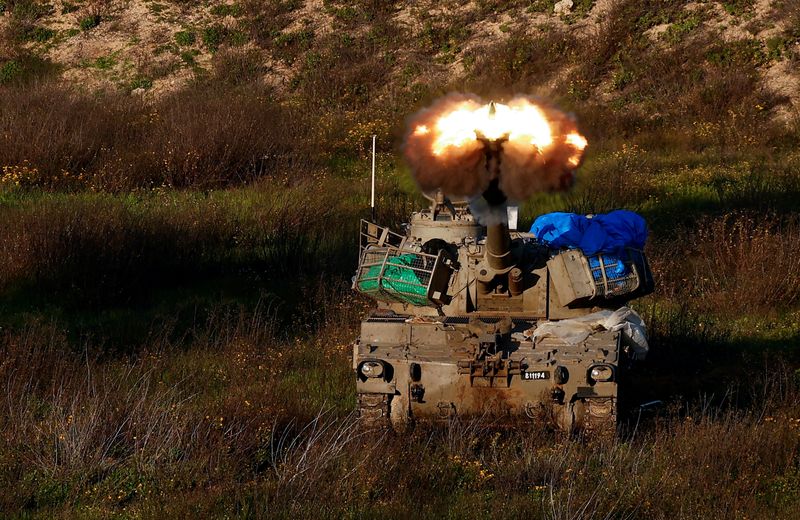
<box><xmin>2</xmin><ymin>0</ymin><xmax>800</xmax><ymax>518</ymax></box>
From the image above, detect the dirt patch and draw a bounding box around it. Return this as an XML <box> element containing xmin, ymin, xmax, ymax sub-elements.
<box><xmin>2</xmin><ymin>0</ymin><xmax>797</xmax><ymax>114</ymax></box>
<box><xmin>763</xmin><ymin>59</ymin><xmax>800</xmax><ymax>123</ymax></box>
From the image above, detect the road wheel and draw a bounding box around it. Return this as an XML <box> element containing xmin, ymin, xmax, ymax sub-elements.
<box><xmin>357</xmin><ymin>393</ymin><xmax>390</xmax><ymax>430</ymax></box>
<box><xmin>583</xmin><ymin>397</ymin><xmax>617</xmax><ymax>440</ymax></box>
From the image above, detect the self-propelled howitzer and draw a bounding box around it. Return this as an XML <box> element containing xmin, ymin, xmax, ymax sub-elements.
<box><xmin>352</xmin><ymin>188</ymin><xmax>653</xmax><ymax>435</ymax></box>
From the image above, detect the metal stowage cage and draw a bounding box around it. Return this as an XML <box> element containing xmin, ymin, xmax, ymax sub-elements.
<box><xmin>359</xmin><ymin>219</ymin><xmax>405</xmax><ymax>255</ymax></box>
<box><xmin>354</xmin><ymin>220</ymin><xmax>453</xmax><ymax>307</ymax></box>
<box><xmin>548</xmin><ymin>246</ymin><xmax>654</xmax><ymax>306</ymax></box>
<box><xmin>354</xmin><ymin>246</ymin><xmax>439</xmax><ymax>306</ymax></box>
<box><xmin>588</xmin><ymin>248</ymin><xmax>653</xmax><ymax>299</ymax></box>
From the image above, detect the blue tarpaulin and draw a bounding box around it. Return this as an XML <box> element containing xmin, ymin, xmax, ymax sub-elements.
<box><xmin>588</xmin><ymin>255</ymin><xmax>628</xmax><ymax>281</ymax></box>
<box><xmin>530</xmin><ymin>210</ymin><xmax>647</xmax><ymax>255</ymax></box>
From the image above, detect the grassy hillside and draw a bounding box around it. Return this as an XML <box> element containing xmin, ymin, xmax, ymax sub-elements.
<box><xmin>2</xmin><ymin>0</ymin><xmax>800</xmax><ymax>518</ymax></box>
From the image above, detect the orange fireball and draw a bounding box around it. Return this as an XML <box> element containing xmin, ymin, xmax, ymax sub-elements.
<box><xmin>404</xmin><ymin>94</ymin><xmax>587</xmax><ymax>201</ymax></box>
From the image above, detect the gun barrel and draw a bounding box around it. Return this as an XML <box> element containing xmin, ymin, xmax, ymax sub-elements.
<box><xmin>481</xmin><ymin>178</ymin><xmax>515</xmax><ymax>272</ymax></box>
<box><xmin>485</xmin><ymin>221</ymin><xmax>513</xmax><ymax>271</ymax></box>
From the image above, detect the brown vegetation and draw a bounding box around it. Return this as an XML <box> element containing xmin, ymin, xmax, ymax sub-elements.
<box><xmin>1</xmin><ymin>0</ymin><xmax>800</xmax><ymax>517</ymax></box>
<box><xmin>0</xmin><ymin>83</ymin><xmax>316</xmax><ymax>190</ymax></box>
<box><xmin>2</xmin><ymin>301</ymin><xmax>800</xmax><ymax>517</ymax></box>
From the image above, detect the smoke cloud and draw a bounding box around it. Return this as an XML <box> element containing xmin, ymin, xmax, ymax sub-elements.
<box><xmin>402</xmin><ymin>94</ymin><xmax>586</xmax><ymax>210</ymax></box>
<box><xmin>402</xmin><ymin>93</ymin><xmax>490</xmax><ymax>198</ymax></box>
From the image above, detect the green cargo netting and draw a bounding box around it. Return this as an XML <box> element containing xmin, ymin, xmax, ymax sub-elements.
<box><xmin>358</xmin><ymin>253</ymin><xmax>429</xmax><ymax>306</ymax></box>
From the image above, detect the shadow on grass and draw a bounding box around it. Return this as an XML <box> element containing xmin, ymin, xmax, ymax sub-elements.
<box><xmin>625</xmin><ymin>304</ymin><xmax>800</xmax><ymax>425</ymax></box>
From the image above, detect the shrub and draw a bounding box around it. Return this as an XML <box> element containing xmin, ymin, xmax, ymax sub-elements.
<box><xmin>0</xmin><ymin>83</ymin><xmax>318</xmax><ymax>191</ymax></box>
<box><xmin>690</xmin><ymin>214</ymin><xmax>800</xmax><ymax>312</ymax></box>
<box><xmin>6</xmin><ymin>0</ymin><xmax>53</xmax><ymax>42</ymax></box>
<box><xmin>10</xmin><ymin>0</ymin><xmax>53</xmax><ymax>19</ymax></box>
<box><xmin>272</xmin><ymin>28</ymin><xmax>314</xmax><ymax>64</ymax></box>
<box><xmin>202</xmin><ymin>24</ymin><xmax>227</xmax><ymax>51</ymax></box>
<box><xmin>722</xmin><ymin>0</ymin><xmax>754</xmax><ymax>16</ymax></box>
<box><xmin>79</xmin><ymin>14</ymin><xmax>101</xmax><ymax>31</ymax></box>
<box><xmin>210</xmin><ymin>3</ymin><xmax>242</xmax><ymax>17</ymax></box>
<box><xmin>766</xmin><ymin>36</ymin><xmax>789</xmax><ymax>60</ymax></box>
<box><xmin>92</xmin><ymin>54</ymin><xmax>116</xmax><ymax>70</ymax></box>
<box><xmin>27</xmin><ymin>25</ymin><xmax>55</xmax><ymax>42</ymax></box>
<box><xmin>180</xmin><ymin>49</ymin><xmax>199</xmax><ymax>65</ymax></box>
<box><xmin>663</xmin><ymin>14</ymin><xmax>701</xmax><ymax>44</ymax></box>
<box><xmin>228</xmin><ymin>29</ymin><xmax>248</xmax><ymax>46</ymax></box>
<box><xmin>129</xmin><ymin>77</ymin><xmax>153</xmax><ymax>91</ymax></box>
<box><xmin>61</xmin><ymin>2</ymin><xmax>79</xmax><ymax>14</ymax></box>
<box><xmin>212</xmin><ymin>47</ymin><xmax>264</xmax><ymax>85</ymax></box>
<box><xmin>466</xmin><ymin>28</ymin><xmax>571</xmax><ymax>92</ymax></box>
<box><xmin>0</xmin><ymin>60</ymin><xmax>22</xmax><ymax>84</ymax></box>
<box><xmin>174</xmin><ymin>29</ymin><xmax>196</xmax><ymax>46</ymax></box>
<box><xmin>0</xmin><ymin>54</ymin><xmax>57</xmax><ymax>85</ymax></box>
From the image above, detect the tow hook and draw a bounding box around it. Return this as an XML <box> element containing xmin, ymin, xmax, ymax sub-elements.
<box><xmin>410</xmin><ymin>383</ymin><xmax>425</xmax><ymax>403</ymax></box>
<box><xmin>551</xmin><ymin>387</ymin><xmax>565</xmax><ymax>404</ymax></box>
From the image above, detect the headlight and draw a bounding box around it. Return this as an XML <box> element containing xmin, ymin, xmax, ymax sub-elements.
<box><xmin>589</xmin><ymin>365</ymin><xmax>614</xmax><ymax>382</ymax></box>
<box><xmin>360</xmin><ymin>361</ymin><xmax>384</xmax><ymax>379</ymax></box>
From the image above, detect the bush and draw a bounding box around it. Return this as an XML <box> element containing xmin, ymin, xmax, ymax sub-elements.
<box><xmin>0</xmin><ymin>54</ymin><xmax>57</xmax><ymax>85</ymax></box>
<box><xmin>202</xmin><ymin>24</ymin><xmax>227</xmax><ymax>51</ymax></box>
<box><xmin>210</xmin><ymin>3</ymin><xmax>242</xmax><ymax>17</ymax></box>
<box><xmin>466</xmin><ymin>28</ymin><xmax>571</xmax><ymax>92</ymax></box>
<box><xmin>6</xmin><ymin>0</ymin><xmax>53</xmax><ymax>42</ymax></box>
<box><xmin>27</xmin><ymin>25</ymin><xmax>55</xmax><ymax>42</ymax></box>
<box><xmin>174</xmin><ymin>29</ymin><xmax>196</xmax><ymax>46</ymax></box>
<box><xmin>61</xmin><ymin>2</ymin><xmax>79</xmax><ymax>14</ymax></box>
<box><xmin>689</xmin><ymin>214</ymin><xmax>800</xmax><ymax>312</ymax></box>
<box><xmin>722</xmin><ymin>0</ymin><xmax>754</xmax><ymax>16</ymax></box>
<box><xmin>0</xmin><ymin>83</ymin><xmax>318</xmax><ymax>191</ymax></box>
<box><xmin>0</xmin><ymin>60</ymin><xmax>22</xmax><ymax>84</ymax></box>
<box><xmin>92</xmin><ymin>54</ymin><xmax>116</xmax><ymax>70</ymax></box>
<box><xmin>272</xmin><ymin>28</ymin><xmax>314</xmax><ymax>64</ymax></box>
<box><xmin>180</xmin><ymin>49</ymin><xmax>199</xmax><ymax>65</ymax></box>
<box><xmin>128</xmin><ymin>77</ymin><xmax>153</xmax><ymax>91</ymax></box>
<box><xmin>79</xmin><ymin>14</ymin><xmax>101</xmax><ymax>31</ymax></box>
<box><xmin>212</xmin><ymin>47</ymin><xmax>265</xmax><ymax>85</ymax></box>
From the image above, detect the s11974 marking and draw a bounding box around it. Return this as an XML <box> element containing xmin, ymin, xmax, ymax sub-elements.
<box><xmin>522</xmin><ymin>370</ymin><xmax>550</xmax><ymax>381</ymax></box>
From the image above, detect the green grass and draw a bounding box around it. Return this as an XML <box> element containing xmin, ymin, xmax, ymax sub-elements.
<box><xmin>128</xmin><ymin>76</ymin><xmax>153</xmax><ymax>91</ymax></box>
<box><xmin>663</xmin><ymin>13</ymin><xmax>701</xmax><ymax>43</ymax></box>
<box><xmin>2</xmin><ymin>0</ymin><xmax>800</xmax><ymax>515</ymax></box>
<box><xmin>180</xmin><ymin>49</ymin><xmax>200</xmax><ymax>65</ymax></box>
<box><xmin>26</xmin><ymin>25</ymin><xmax>56</xmax><ymax>43</ymax></box>
<box><xmin>1</xmin><ymin>152</ymin><xmax>800</xmax><ymax>516</ymax></box>
<box><xmin>722</xmin><ymin>0</ymin><xmax>755</xmax><ymax>16</ymax></box>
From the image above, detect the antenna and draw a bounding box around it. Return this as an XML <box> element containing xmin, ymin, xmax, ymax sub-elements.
<box><xmin>370</xmin><ymin>134</ymin><xmax>377</xmax><ymax>222</ymax></box>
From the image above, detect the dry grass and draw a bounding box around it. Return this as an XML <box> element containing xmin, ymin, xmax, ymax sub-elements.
<box><xmin>0</xmin><ymin>83</ymin><xmax>316</xmax><ymax>190</ymax></box>
<box><xmin>1</xmin><ymin>309</ymin><xmax>799</xmax><ymax>517</ymax></box>
<box><xmin>688</xmin><ymin>214</ymin><xmax>800</xmax><ymax>311</ymax></box>
<box><xmin>1</xmin><ymin>1</ymin><xmax>800</xmax><ymax>517</ymax></box>
<box><xmin>0</xmin><ymin>183</ymin><xmax>358</xmax><ymax>305</ymax></box>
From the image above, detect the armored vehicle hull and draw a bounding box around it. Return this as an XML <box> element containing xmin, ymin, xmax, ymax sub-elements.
<box><xmin>355</xmin><ymin>316</ymin><xmax>625</xmax><ymax>434</ymax></box>
<box><xmin>352</xmin><ymin>198</ymin><xmax>651</xmax><ymax>435</ymax></box>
